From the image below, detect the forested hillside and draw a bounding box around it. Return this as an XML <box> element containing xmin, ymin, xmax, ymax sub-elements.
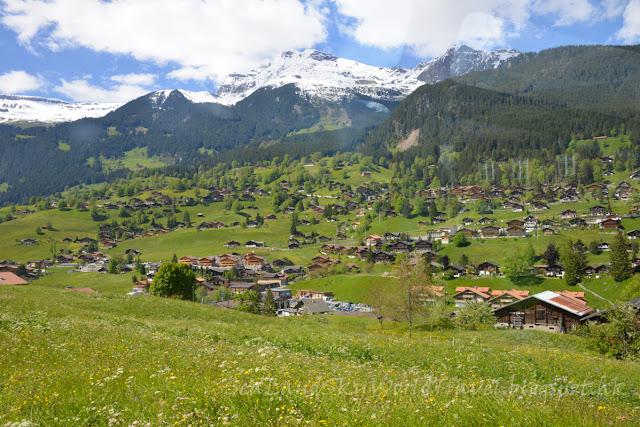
<box><xmin>457</xmin><ymin>45</ymin><xmax>640</xmax><ymax>111</ymax></box>
<box><xmin>0</xmin><ymin>86</ymin><xmax>388</xmax><ymax>204</ymax></box>
<box><xmin>363</xmin><ymin>45</ymin><xmax>640</xmax><ymax>186</ymax></box>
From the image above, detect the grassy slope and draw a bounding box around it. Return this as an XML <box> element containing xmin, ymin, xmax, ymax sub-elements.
<box><xmin>1</xmin><ymin>285</ymin><xmax>639</xmax><ymax>426</ymax></box>
<box><xmin>101</xmin><ymin>147</ymin><xmax>167</xmax><ymax>172</ymax></box>
<box><xmin>287</xmin><ymin>274</ymin><xmax>395</xmax><ymax>302</ymax></box>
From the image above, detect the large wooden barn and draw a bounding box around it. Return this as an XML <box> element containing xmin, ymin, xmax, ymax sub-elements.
<box><xmin>493</xmin><ymin>291</ymin><xmax>596</xmax><ymax>333</ymax></box>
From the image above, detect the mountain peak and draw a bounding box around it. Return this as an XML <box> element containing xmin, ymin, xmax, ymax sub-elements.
<box><xmin>217</xmin><ymin>46</ymin><xmax>520</xmax><ymax>104</ymax></box>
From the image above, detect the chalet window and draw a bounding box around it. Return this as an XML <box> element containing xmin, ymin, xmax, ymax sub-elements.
<box><xmin>536</xmin><ymin>308</ymin><xmax>546</xmax><ymax>322</ymax></box>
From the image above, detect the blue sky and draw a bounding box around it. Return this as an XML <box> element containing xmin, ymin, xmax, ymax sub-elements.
<box><xmin>0</xmin><ymin>0</ymin><xmax>638</xmax><ymax>103</ymax></box>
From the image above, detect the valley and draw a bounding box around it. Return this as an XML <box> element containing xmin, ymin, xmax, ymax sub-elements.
<box><xmin>2</xmin><ymin>42</ymin><xmax>640</xmax><ymax>426</ymax></box>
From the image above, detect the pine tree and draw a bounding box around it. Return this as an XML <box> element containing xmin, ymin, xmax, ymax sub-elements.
<box><xmin>610</xmin><ymin>230</ymin><xmax>632</xmax><ymax>282</ymax></box>
<box><xmin>263</xmin><ymin>289</ymin><xmax>277</xmax><ymax>316</ymax></box>
<box><xmin>171</xmin><ymin>253</ymin><xmax>178</xmax><ymax>263</ymax></box>
<box><xmin>366</xmin><ymin>248</ymin><xmax>374</xmax><ymax>264</ymax></box>
<box><xmin>562</xmin><ymin>240</ymin><xmax>586</xmax><ymax>286</ymax></box>
<box><xmin>183</xmin><ymin>211</ymin><xmax>191</xmax><ymax>227</ymax></box>
<box><xmin>459</xmin><ymin>253</ymin><xmax>469</xmax><ymax>266</ymax></box>
<box><xmin>542</xmin><ymin>243</ymin><xmax>560</xmax><ymax>265</ymax></box>
<box><xmin>428</xmin><ymin>202</ymin><xmax>437</xmax><ymax>224</ymax></box>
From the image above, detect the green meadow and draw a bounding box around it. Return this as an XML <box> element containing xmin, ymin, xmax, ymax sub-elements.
<box><xmin>1</xmin><ymin>285</ymin><xmax>639</xmax><ymax>426</ymax></box>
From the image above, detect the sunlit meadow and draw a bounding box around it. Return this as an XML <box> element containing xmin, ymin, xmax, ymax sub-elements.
<box><xmin>1</xmin><ymin>285</ymin><xmax>639</xmax><ymax>426</ymax></box>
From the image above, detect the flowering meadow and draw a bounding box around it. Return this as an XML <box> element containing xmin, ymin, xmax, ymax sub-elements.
<box><xmin>1</xmin><ymin>285</ymin><xmax>639</xmax><ymax>426</ymax></box>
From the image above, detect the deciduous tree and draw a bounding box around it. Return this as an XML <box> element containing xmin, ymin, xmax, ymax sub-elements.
<box><xmin>149</xmin><ymin>262</ymin><xmax>196</xmax><ymax>300</ymax></box>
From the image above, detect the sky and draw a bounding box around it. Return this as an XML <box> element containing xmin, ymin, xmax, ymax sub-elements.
<box><xmin>0</xmin><ymin>0</ymin><xmax>638</xmax><ymax>103</ymax></box>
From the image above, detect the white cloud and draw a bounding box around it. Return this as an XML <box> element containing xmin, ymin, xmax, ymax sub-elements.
<box><xmin>0</xmin><ymin>70</ymin><xmax>44</xmax><ymax>94</ymax></box>
<box><xmin>533</xmin><ymin>0</ymin><xmax>597</xmax><ymax>26</ymax></box>
<box><xmin>54</xmin><ymin>79</ymin><xmax>149</xmax><ymax>103</ymax></box>
<box><xmin>1</xmin><ymin>0</ymin><xmax>327</xmax><ymax>84</ymax></box>
<box><xmin>602</xmin><ymin>0</ymin><xmax>627</xmax><ymax>18</ymax></box>
<box><xmin>331</xmin><ymin>0</ymin><xmax>532</xmax><ymax>57</ymax></box>
<box><xmin>110</xmin><ymin>73</ymin><xmax>156</xmax><ymax>86</ymax></box>
<box><xmin>331</xmin><ymin>0</ymin><xmax>610</xmax><ymax>57</ymax></box>
<box><xmin>617</xmin><ymin>0</ymin><xmax>640</xmax><ymax>43</ymax></box>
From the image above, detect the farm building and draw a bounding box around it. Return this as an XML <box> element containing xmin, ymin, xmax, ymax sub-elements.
<box><xmin>493</xmin><ymin>291</ymin><xmax>595</xmax><ymax>333</ymax></box>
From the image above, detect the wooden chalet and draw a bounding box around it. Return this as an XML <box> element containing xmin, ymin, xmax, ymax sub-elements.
<box><xmin>506</xmin><ymin>219</ymin><xmax>524</xmax><ymax>228</ymax></box>
<box><xmin>583</xmin><ymin>264</ymin><xmax>610</xmax><ymax>277</ymax></box>
<box><xmin>244</xmin><ymin>252</ymin><xmax>265</xmax><ymax>270</ymax></box>
<box><xmin>391</xmin><ymin>241</ymin><xmax>412</xmax><ymax>253</ymax></box>
<box><xmin>453</xmin><ymin>286</ymin><xmax>491</xmax><ymax>307</ymax></box>
<box><xmin>413</xmin><ymin>285</ymin><xmax>446</xmax><ymax>304</ymax></box>
<box><xmin>179</xmin><ymin>256</ymin><xmax>198</xmax><ymax>265</ymax></box>
<box><xmin>414</xmin><ymin>240</ymin><xmax>433</xmax><ymax>252</ymax></box>
<box><xmin>488</xmin><ymin>290</ymin><xmax>530</xmax><ymax>309</ymax></box>
<box><xmin>218</xmin><ymin>254</ymin><xmax>239</xmax><ymax>269</ymax></box>
<box><xmin>481</xmin><ymin>225</ymin><xmax>500</xmax><ymax>238</ymax></box>
<box><xmin>477</xmin><ymin>261</ymin><xmax>499</xmax><ymax>276</ymax></box>
<box><xmin>478</xmin><ymin>217</ymin><xmax>495</xmax><ymax>225</ymax></box>
<box><xmin>373</xmin><ymin>252</ymin><xmax>394</xmax><ymax>264</ymax></box>
<box><xmin>601</xmin><ymin>219</ymin><xmax>622</xmax><ymax>229</ymax></box>
<box><xmin>457</xmin><ymin>228</ymin><xmax>477</xmax><ymax>238</ymax></box>
<box><xmin>627</xmin><ymin>230</ymin><xmax>640</xmax><ymax>239</ymax></box>
<box><xmin>507</xmin><ymin>226</ymin><xmax>526</xmax><ymax>237</ymax></box>
<box><xmin>493</xmin><ymin>291</ymin><xmax>595</xmax><ymax>332</ymax></box>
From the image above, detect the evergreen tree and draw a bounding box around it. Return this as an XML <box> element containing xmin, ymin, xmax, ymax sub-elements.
<box><xmin>542</xmin><ymin>243</ymin><xmax>560</xmax><ymax>265</ymax></box>
<box><xmin>183</xmin><ymin>211</ymin><xmax>191</xmax><ymax>227</ymax></box>
<box><xmin>610</xmin><ymin>230</ymin><xmax>633</xmax><ymax>282</ymax></box>
<box><xmin>263</xmin><ymin>289</ymin><xmax>277</xmax><ymax>316</ymax></box>
<box><xmin>366</xmin><ymin>248</ymin><xmax>374</xmax><ymax>264</ymax></box>
<box><xmin>459</xmin><ymin>253</ymin><xmax>469</xmax><ymax>266</ymax></box>
<box><xmin>171</xmin><ymin>253</ymin><xmax>178</xmax><ymax>263</ymax></box>
<box><xmin>108</xmin><ymin>258</ymin><xmax>120</xmax><ymax>274</ymax></box>
<box><xmin>562</xmin><ymin>240</ymin><xmax>586</xmax><ymax>286</ymax></box>
<box><xmin>428</xmin><ymin>202</ymin><xmax>437</xmax><ymax>224</ymax></box>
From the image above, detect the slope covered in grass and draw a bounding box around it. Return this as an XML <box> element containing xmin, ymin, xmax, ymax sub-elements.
<box><xmin>1</xmin><ymin>285</ymin><xmax>639</xmax><ymax>426</ymax></box>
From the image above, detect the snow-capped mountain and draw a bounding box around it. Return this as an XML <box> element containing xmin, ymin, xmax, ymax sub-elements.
<box><xmin>414</xmin><ymin>45</ymin><xmax>521</xmax><ymax>84</ymax></box>
<box><xmin>0</xmin><ymin>95</ymin><xmax>121</xmax><ymax>124</ymax></box>
<box><xmin>0</xmin><ymin>45</ymin><xmax>520</xmax><ymax>124</ymax></box>
<box><xmin>147</xmin><ymin>89</ymin><xmax>223</xmax><ymax>109</ymax></box>
<box><xmin>216</xmin><ymin>45</ymin><xmax>521</xmax><ymax>105</ymax></box>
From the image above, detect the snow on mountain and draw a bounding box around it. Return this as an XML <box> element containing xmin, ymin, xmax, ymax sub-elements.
<box><xmin>0</xmin><ymin>95</ymin><xmax>121</xmax><ymax>124</ymax></box>
<box><xmin>216</xmin><ymin>45</ymin><xmax>521</xmax><ymax>105</ymax></box>
<box><xmin>147</xmin><ymin>89</ymin><xmax>221</xmax><ymax>109</ymax></box>
<box><xmin>0</xmin><ymin>46</ymin><xmax>520</xmax><ymax>124</ymax></box>
<box><xmin>414</xmin><ymin>45</ymin><xmax>521</xmax><ymax>84</ymax></box>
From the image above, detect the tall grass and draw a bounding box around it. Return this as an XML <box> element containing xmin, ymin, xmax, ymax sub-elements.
<box><xmin>0</xmin><ymin>285</ymin><xmax>638</xmax><ymax>425</ymax></box>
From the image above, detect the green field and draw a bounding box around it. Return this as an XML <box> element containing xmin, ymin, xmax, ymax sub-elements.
<box><xmin>101</xmin><ymin>147</ymin><xmax>168</xmax><ymax>172</ymax></box>
<box><xmin>0</xmin><ymin>285</ymin><xmax>638</xmax><ymax>426</ymax></box>
<box><xmin>287</xmin><ymin>274</ymin><xmax>394</xmax><ymax>302</ymax></box>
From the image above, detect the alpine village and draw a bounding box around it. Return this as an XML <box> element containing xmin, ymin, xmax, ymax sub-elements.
<box><xmin>3</xmin><ymin>42</ymin><xmax>640</xmax><ymax>426</ymax></box>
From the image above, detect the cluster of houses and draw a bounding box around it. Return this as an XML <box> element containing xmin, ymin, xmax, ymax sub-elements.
<box><xmin>0</xmin><ymin>260</ymin><xmax>36</xmax><ymax>281</ymax></box>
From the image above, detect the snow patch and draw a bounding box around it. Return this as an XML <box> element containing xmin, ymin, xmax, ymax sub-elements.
<box><xmin>0</xmin><ymin>95</ymin><xmax>121</xmax><ymax>124</ymax></box>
